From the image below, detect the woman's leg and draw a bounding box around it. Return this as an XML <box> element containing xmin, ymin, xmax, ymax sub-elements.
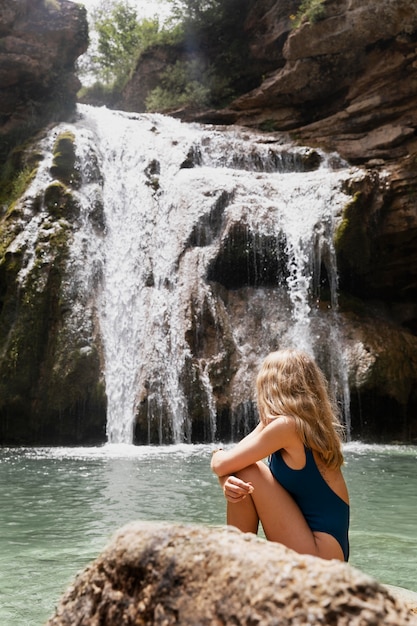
<box><xmin>227</xmin><ymin>461</ymin><xmax>344</xmax><ymax>560</ymax></box>
<box><xmin>226</xmin><ymin>485</ymin><xmax>260</xmax><ymax>534</ymax></box>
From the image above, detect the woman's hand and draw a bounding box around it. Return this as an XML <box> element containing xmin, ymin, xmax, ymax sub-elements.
<box><xmin>220</xmin><ymin>475</ymin><xmax>254</xmax><ymax>503</ymax></box>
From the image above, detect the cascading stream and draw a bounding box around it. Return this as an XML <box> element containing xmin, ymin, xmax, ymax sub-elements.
<box><xmin>64</xmin><ymin>104</ymin><xmax>356</xmax><ymax>444</ymax></box>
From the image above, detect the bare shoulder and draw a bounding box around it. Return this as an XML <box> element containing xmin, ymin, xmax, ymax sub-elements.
<box><xmin>263</xmin><ymin>415</ymin><xmax>299</xmax><ymax>445</ymax></box>
<box><xmin>265</xmin><ymin>415</ymin><xmax>297</xmax><ymax>433</ymax></box>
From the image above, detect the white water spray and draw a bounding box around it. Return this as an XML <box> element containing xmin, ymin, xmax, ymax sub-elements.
<box><xmin>64</xmin><ymin>105</ymin><xmax>356</xmax><ymax>443</ymax></box>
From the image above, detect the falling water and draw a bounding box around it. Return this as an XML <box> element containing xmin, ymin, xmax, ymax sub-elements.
<box><xmin>60</xmin><ymin>105</ymin><xmax>357</xmax><ymax>443</ymax></box>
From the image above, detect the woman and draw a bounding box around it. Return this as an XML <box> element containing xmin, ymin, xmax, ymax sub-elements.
<box><xmin>211</xmin><ymin>348</ymin><xmax>350</xmax><ymax>562</ymax></box>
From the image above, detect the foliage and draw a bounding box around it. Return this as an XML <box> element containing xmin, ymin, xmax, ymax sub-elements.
<box><xmin>78</xmin><ymin>0</ymin><xmax>185</xmax><ymax>98</ymax></box>
<box><xmin>145</xmin><ymin>0</ymin><xmax>252</xmax><ymax>111</ymax></box>
<box><xmin>94</xmin><ymin>3</ymin><xmax>157</xmax><ymax>85</ymax></box>
<box><xmin>145</xmin><ymin>59</ymin><xmax>233</xmax><ymax>112</ymax></box>
<box><xmin>77</xmin><ymin>80</ymin><xmax>117</xmax><ymax>106</ymax></box>
<box><xmin>79</xmin><ymin>0</ymin><xmax>254</xmax><ymax>112</ymax></box>
<box><xmin>290</xmin><ymin>0</ymin><xmax>326</xmax><ymax>28</ymax></box>
<box><xmin>168</xmin><ymin>0</ymin><xmax>224</xmax><ymax>25</ymax></box>
<box><xmin>79</xmin><ymin>2</ymin><xmax>170</xmax><ymax>89</ymax></box>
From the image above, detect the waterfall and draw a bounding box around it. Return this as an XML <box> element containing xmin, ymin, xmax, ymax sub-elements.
<box><xmin>61</xmin><ymin>105</ymin><xmax>356</xmax><ymax>444</ymax></box>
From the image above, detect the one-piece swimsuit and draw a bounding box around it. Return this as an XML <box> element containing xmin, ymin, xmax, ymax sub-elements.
<box><xmin>269</xmin><ymin>447</ymin><xmax>350</xmax><ymax>561</ymax></box>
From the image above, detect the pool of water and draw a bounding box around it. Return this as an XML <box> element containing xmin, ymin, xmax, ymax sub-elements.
<box><xmin>0</xmin><ymin>442</ymin><xmax>416</xmax><ymax>625</ymax></box>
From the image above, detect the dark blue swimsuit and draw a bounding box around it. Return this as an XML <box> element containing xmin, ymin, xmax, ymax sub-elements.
<box><xmin>269</xmin><ymin>447</ymin><xmax>350</xmax><ymax>561</ymax></box>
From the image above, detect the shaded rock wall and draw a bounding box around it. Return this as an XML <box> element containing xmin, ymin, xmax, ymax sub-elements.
<box><xmin>46</xmin><ymin>521</ymin><xmax>417</xmax><ymax>626</ymax></box>
<box><xmin>224</xmin><ymin>0</ymin><xmax>417</xmax><ymax>334</ymax></box>
<box><xmin>0</xmin><ymin>0</ymin><xmax>88</xmax><ymax>163</ymax></box>
<box><xmin>0</xmin><ymin>1</ymin><xmax>100</xmax><ymax>444</ymax></box>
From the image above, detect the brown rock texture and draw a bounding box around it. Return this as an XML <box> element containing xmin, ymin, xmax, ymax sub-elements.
<box><xmin>124</xmin><ymin>0</ymin><xmax>417</xmax><ymax>322</ymax></box>
<box><xmin>46</xmin><ymin>522</ymin><xmax>417</xmax><ymax>626</ymax></box>
<box><xmin>0</xmin><ymin>0</ymin><xmax>88</xmax><ymax>162</ymax></box>
<box><xmin>228</xmin><ymin>0</ymin><xmax>417</xmax><ymax>165</ymax></box>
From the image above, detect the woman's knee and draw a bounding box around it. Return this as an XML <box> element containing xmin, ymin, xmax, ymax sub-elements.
<box><xmin>234</xmin><ymin>462</ymin><xmax>266</xmax><ymax>483</ymax></box>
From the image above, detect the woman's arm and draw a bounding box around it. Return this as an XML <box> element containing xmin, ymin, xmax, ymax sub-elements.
<box><xmin>211</xmin><ymin>416</ymin><xmax>296</xmax><ymax>477</ymax></box>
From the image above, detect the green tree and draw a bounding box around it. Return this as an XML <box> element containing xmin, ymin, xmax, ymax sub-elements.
<box><xmin>153</xmin><ymin>0</ymin><xmax>253</xmax><ymax>111</ymax></box>
<box><xmin>78</xmin><ymin>0</ymin><xmax>255</xmax><ymax>113</ymax></box>
<box><xmin>168</xmin><ymin>0</ymin><xmax>223</xmax><ymax>24</ymax></box>
<box><xmin>146</xmin><ymin>60</ymin><xmax>211</xmax><ymax>111</ymax></box>
<box><xmin>92</xmin><ymin>2</ymin><xmax>159</xmax><ymax>86</ymax></box>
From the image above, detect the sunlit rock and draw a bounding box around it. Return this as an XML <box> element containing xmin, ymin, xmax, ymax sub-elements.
<box><xmin>45</xmin><ymin>521</ymin><xmax>417</xmax><ymax>626</ymax></box>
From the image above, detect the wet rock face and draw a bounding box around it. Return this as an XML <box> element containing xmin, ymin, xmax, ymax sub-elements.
<box><xmin>0</xmin><ymin>0</ymin><xmax>88</xmax><ymax>163</ymax></box>
<box><xmin>45</xmin><ymin>522</ymin><xmax>417</xmax><ymax>626</ymax></box>
<box><xmin>0</xmin><ymin>125</ymin><xmax>107</xmax><ymax>446</ymax></box>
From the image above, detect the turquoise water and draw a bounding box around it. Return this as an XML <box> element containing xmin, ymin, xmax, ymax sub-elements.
<box><xmin>0</xmin><ymin>443</ymin><xmax>416</xmax><ymax>625</ymax></box>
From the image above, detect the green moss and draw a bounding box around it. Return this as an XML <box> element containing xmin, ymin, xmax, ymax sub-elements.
<box><xmin>145</xmin><ymin>177</ymin><xmax>160</xmax><ymax>193</ymax></box>
<box><xmin>290</xmin><ymin>0</ymin><xmax>326</xmax><ymax>28</ymax></box>
<box><xmin>0</xmin><ymin>129</ymin><xmax>107</xmax><ymax>443</ymax></box>
<box><xmin>0</xmin><ymin>161</ymin><xmax>38</xmax><ymax>271</ymax></box>
<box><xmin>334</xmin><ymin>192</ymin><xmax>371</xmax><ymax>268</ymax></box>
<box><xmin>44</xmin><ymin>181</ymin><xmax>79</xmax><ymax>219</ymax></box>
<box><xmin>50</xmin><ymin>131</ymin><xmax>79</xmax><ymax>186</ymax></box>
<box><xmin>0</xmin><ymin>214</ymin><xmax>72</xmax><ymax>403</ymax></box>
<box><xmin>0</xmin><ymin>155</ymin><xmax>39</xmax><ymax>209</ymax></box>
<box><xmin>43</xmin><ymin>0</ymin><xmax>60</xmax><ymax>9</ymax></box>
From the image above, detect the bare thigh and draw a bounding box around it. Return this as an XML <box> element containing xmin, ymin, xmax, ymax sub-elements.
<box><xmin>232</xmin><ymin>462</ymin><xmax>344</xmax><ymax>561</ymax></box>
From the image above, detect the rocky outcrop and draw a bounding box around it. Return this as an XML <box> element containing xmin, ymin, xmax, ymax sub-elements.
<box><xmin>124</xmin><ymin>1</ymin><xmax>417</xmax><ymax>315</ymax></box>
<box><xmin>0</xmin><ymin>0</ymin><xmax>88</xmax><ymax>163</ymax></box>
<box><xmin>245</xmin><ymin>0</ymin><xmax>417</xmax><ymax>334</ymax></box>
<box><xmin>216</xmin><ymin>0</ymin><xmax>417</xmax><ymax>163</ymax></box>
<box><xmin>121</xmin><ymin>44</ymin><xmax>186</xmax><ymax>113</ymax></box>
<box><xmin>46</xmin><ymin>521</ymin><xmax>417</xmax><ymax>626</ymax></box>
<box><xmin>0</xmin><ymin>1</ymin><xmax>101</xmax><ymax>444</ymax></box>
<box><xmin>0</xmin><ymin>126</ymin><xmax>107</xmax><ymax>445</ymax></box>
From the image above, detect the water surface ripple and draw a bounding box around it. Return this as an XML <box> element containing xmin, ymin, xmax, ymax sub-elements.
<box><xmin>0</xmin><ymin>443</ymin><xmax>416</xmax><ymax>625</ymax></box>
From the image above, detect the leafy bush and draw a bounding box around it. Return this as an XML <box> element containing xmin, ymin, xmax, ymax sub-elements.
<box><xmin>145</xmin><ymin>59</ymin><xmax>206</xmax><ymax>111</ymax></box>
<box><xmin>145</xmin><ymin>0</ymin><xmax>252</xmax><ymax>111</ymax></box>
<box><xmin>291</xmin><ymin>0</ymin><xmax>326</xmax><ymax>28</ymax></box>
<box><xmin>168</xmin><ymin>0</ymin><xmax>225</xmax><ymax>26</ymax></box>
<box><xmin>145</xmin><ymin>59</ymin><xmax>234</xmax><ymax>111</ymax></box>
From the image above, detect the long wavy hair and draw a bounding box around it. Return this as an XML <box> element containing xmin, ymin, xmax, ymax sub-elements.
<box><xmin>256</xmin><ymin>349</ymin><xmax>345</xmax><ymax>469</ymax></box>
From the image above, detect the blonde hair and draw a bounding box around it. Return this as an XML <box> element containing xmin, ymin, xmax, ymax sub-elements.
<box><xmin>256</xmin><ymin>349</ymin><xmax>345</xmax><ymax>469</ymax></box>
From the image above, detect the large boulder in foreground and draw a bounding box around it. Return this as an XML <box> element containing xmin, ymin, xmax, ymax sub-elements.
<box><xmin>46</xmin><ymin>522</ymin><xmax>417</xmax><ymax>625</ymax></box>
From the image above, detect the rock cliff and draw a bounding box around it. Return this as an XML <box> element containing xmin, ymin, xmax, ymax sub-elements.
<box><xmin>0</xmin><ymin>0</ymin><xmax>88</xmax><ymax>163</ymax></box>
<box><xmin>210</xmin><ymin>0</ymin><xmax>417</xmax><ymax>313</ymax></box>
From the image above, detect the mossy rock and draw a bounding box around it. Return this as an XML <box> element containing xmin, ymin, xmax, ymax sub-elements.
<box><xmin>50</xmin><ymin>131</ymin><xmax>79</xmax><ymax>186</ymax></box>
<box><xmin>0</xmin><ymin>224</ymin><xmax>106</xmax><ymax>444</ymax></box>
<box><xmin>0</xmin><ymin>141</ymin><xmax>41</xmax><ymax>209</ymax></box>
<box><xmin>334</xmin><ymin>192</ymin><xmax>370</xmax><ymax>271</ymax></box>
<box><xmin>44</xmin><ymin>181</ymin><xmax>79</xmax><ymax>219</ymax></box>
